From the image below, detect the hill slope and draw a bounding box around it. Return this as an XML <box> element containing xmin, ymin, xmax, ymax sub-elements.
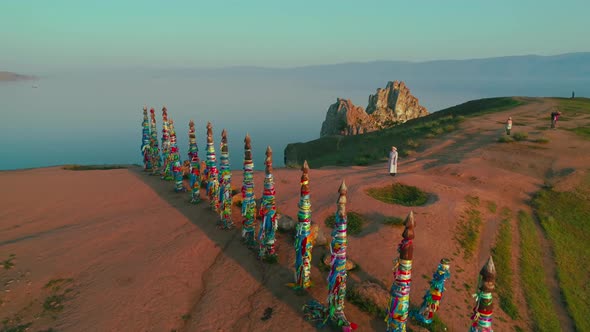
<box><xmin>285</xmin><ymin>97</ymin><xmax>522</xmax><ymax>168</ymax></box>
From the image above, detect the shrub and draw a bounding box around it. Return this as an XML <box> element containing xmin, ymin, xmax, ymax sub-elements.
<box><xmin>532</xmin><ymin>137</ymin><xmax>550</xmax><ymax>144</ymax></box>
<box><xmin>443</xmin><ymin>124</ymin><xmax>456</xmax><ymax>132</ymax></box>
<box><xmin>324</xmin><ymin>211</ymin><xmax>365</xmax><ymax>235</ymax></box>
<box><xmin>366</xmin><ymin>183</ymin><xmax>429</xmax><ymax>206</ymax></box>
<box><xmin>406</xmin><ymin>139</ymin><xmax>420</xmax><ymax>148</ymax></box>
<box><xmin>513</xmin><ymin>132</ymin><xmax>528</xmax><ymax>141</ymax></box>
<box><xmin>498</xmin><ymin>136</ymin><xmax>514</xmax><ymax>143</ymax></box>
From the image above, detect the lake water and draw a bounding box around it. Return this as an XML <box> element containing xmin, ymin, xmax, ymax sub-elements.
<box><xmin>1</xmin><ymin>69</ymin><xmax>587</xmax><ymax>170</ymax></box>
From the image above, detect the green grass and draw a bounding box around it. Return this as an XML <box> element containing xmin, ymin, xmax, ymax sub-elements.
<box><xmin>366</xmin><ymin>183</ymin><xmax>430</xmax><ymax>206</ymax></box>
<box><xmin>512</xmin><ymin>132</ymin><xmax>528</xmax><ymax>141</ymax></box>
<box><xmin>324</xmin><ymin>211</ymin><xmax>365</xmax><ymax>235</ymax></box>
<box><xmin>62</xmin><ymin>164</ymin><xmax>130</xmax><ymax>171</ymax></box>
<box><xmin>345</xmin><ymin>288</ymin><xmax>383</xmax><ymax>316</ymax></box>
<box><xmin>454</xmin><ymin>196</ymin><xmax>482</xmax><ymax>259</ymax></box>
<box><xmin>498</xmin><ymin>135</ymin><xmax>514</xmax><ymax>143</ymax></box>
<box><xmin>517</xmin><ymin>210</ymin><xmax>561</xmax><ymax>332</ymax></box>
<box><xmin>382</xmin><ymin>216</ymin><xmax>404</xmax><ymax>226</ymax></box>
<box><xmin>532</xmin><ymin>176</ymin><xmax>590</xmax><ymax>332</ymax></box>
<box><xmin>569</xmin><ymin>126</ymin><xmax>590</xmax><ymax>140</ymax></box>
<box><xmin>284</xmin><ymin>97</ymin><xmax>523</xmax><ymax>168</ymax></box>
<box><xmin>491</xmin><ymin>208</ymin><xmax>518</xmax><ymax>319</ymax></box>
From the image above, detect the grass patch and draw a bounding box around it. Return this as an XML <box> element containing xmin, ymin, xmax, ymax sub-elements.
<box><xmin>285</xmin><ymin>97</ymin><xmax>523</xmax><ymax>168</ymax></box>
<box><xmin>498</xmin><ymin>135</ymin><xmax>514</xmax><ymax>143</ymax></box>
<box><xmin>517</xmin><ymin>210</ymin><xmax>561</xmax><ymax>331</ymax></box>
<box><xmin>569</xmin><ymin>126</ymin><xmax>590</xmax><ymax>140</ymax></box>
<box><xmin>42</xmin><ymin>278</ymin><xmax>74</xmax><ymax>318</ymax></box>
<box><xmin>366</xmin><ymin>183</ymin><xmax>429</xmax><ymax>206</ymax></box>
<box><xmin>382</xmin><ymin>216</ymin><xmax>404</xmax><ymax>226</ymax></box>
<box><xmin>512</xmin><ymin>132</ymin><xmax>528</xmax><ymax>141</ymax></box>
<box><xmin>181</xmin><ymin>313</ymin><xmax>191</xmax><ymax>321</ymax></box>
<box><xmin>2</xmin><ymin>254</ymin><xmax>16</xmax><ymax>270</ymax></box>
<box><xmin>486</xmin><ymin>201</ymin><xmax>497</xmax><ymax>214</ymax></box>
<box><xmin>345</xmin><ymin>288</ymin><xmax>383</xmax><ymax>316</ymax></box>
<box><xmin>324</xmin><ymin>212</ymin><xmax>365</xmax><ymax>235</ymax></box>
<box><xmin>491</xmin><ymin>208</ymin><xmax>519</xmax><ymax>319</ymax></box>
<box><xmin>531</xmin><ymin>137</ymin><xmax>550</xmax><ymax>144</ymax></box>
<box><xmin>454</xmin><ymin>196</ymin><xmax>482</xmax><ymax>259</ymax></box>
<box><xmin>62</xmin><ymin>164</ymin><xmax>129</xmax><ymax>171</ymax></box>
<box><xmin>532</xmin><ymin>177</ymin><xmax>590</xmax><ymax>332</ymax></box>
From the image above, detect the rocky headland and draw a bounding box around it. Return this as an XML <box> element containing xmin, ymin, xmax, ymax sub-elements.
<box><xmin>320</xmin><ymin>81</ymin><xmax>428</xmax><ymax>136</ymax></box>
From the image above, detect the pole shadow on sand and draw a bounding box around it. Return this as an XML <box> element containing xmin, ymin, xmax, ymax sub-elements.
<box><xmin>130</xmin><ymin>167</ymin><xmax>387</xmax><ymax>331</ymax></box>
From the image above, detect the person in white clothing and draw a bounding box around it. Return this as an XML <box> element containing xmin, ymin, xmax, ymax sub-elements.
<box><xmin>388</xmin><ymin>146</ymin><xmax>398</xmax><ymax>176</ymax></box>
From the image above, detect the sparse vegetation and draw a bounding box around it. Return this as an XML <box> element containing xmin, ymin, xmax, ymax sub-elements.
<box><xmin>491</xmin><ymin>208</ymin><xmax>518</xmax><ymax>319</ymax></box>
<box><xmin>2</xmin><ymin>254</ymin><xmax>16</xmax><ymax>270</ymax></box>
<box><xmin>512</xmin><ymin>132</ymin><xmax>528</xmax><ymax>141</ymax></box>
<box><xmin>532</xmin><ymin>176</ymin><xmax>590</xmax><ymax>332</ymax></box>
<box><xmin>324</xmin><ymin>211</ymin><xmax>365</xmax><ymax>235</ymax></box>
<box><xmin>531</xmin><ymin>137</ymin><xmax>550</xmax><ymax>144</ymax></box>
<box><xmin>42</xmin><ymin>278</ymin><xmax>74</xmax><ymax>318</ymax></box>
<box><xmin>285</xmin><ymin>97</ymin><xmax>523</xmax><ymax>167</ymax></box>
<box><xmin>486</xmin><ymin>201</ymin><xmax>497</xmax><ymax>214</ymax></box>
<box><xmin>517</xmin><ymin>210</ymin><xmax>561</xmax><ymax>331</ymax></box>
<box><xmin>454</xmin><ymin>195</ymin><xmax>482</xmax><ymax>259</ymax></box>
<box><xmin>497</xmin><ymin>135</ymin><xmax>514</xmax><ymax>143</ymax></box>
<box><xmin>366</xmin><ymin>183</ymin><xmax>430</xmax><ymax>206</ymax></box>
<box><xmin>382</xmin><ymin>216</ymin><xmax>404</xmax><ymax>226</ymax></box>
<box><xmin>345</xmin><ymin>289</ymin><xmax>383</xmax><ymax>316</ymax></box>
<box><xmin>62</xmin><ymin>164</ymin><xmax>130</xmax><ymax>171</ymax></box>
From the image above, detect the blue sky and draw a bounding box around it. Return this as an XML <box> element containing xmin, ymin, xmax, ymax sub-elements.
<box><xmin>1</xmin><ymin>0</ymin><xmax>589</xmax><ymax>70</ymax></box>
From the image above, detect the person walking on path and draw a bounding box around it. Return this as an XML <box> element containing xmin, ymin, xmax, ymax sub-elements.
<box><xmin>505</xmin><ymin>117</ymin><xmax>512</xmax><ymax>135</ymax></box>
<box><xmin>388</xmin><ymin>146</ymin><xmax>398</xmax><ymax>176</ymax></box>
<box><xmin>551</xmin><ymin>110</ymin><xmax>562</xmax><ymax>129</ymax></box>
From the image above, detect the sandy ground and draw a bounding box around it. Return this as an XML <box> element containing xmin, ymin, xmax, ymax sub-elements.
<box><xmin>1</xmin><ymin>97</ymin><xmax>588</xmax><ymax>331</ymax></box>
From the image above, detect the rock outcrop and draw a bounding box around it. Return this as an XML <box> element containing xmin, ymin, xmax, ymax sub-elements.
<box><xmin>320</xmin><ymin>81</ymin><xmax>428</xmax><ymax>136</ymax></box>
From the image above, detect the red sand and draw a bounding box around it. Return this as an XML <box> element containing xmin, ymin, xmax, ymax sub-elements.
<box><xmin>1</xmin><ymin>98</ymin><xmax>588</xmax><ymax>331</ymax></box>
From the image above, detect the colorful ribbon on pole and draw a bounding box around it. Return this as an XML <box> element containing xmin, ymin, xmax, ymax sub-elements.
<box><xmin>160</xmin><ymin>107</ymin><xmax>173</xmax><ymax>180</ymax></box>
<box><xmin>218</xmin><ymin>129</ymin><xmax>233</xmax><ymax>229</ymax></box>
<box><xmin>293</xmin><ymin>160</ymin><xmax>313</xmax><ymax>289</ymax></box>
<box><xmin>149</xmin><ymin>108</ymin><xmax>161</xmax><ymax>176</ymax></box>
<box><xmin>168</xmin><ymin>119</ymin><xmax>185</xmax><ymax>192</ymax></box>
<box><xmin>470</xmin><ymin>256</ymin><xmax>495</xmax><ymax>332</ymax></box>
<box><xmin>188</xmin><ymin>120</ymin><xmax>201</xmax><ymax>203</ymax></box>
<box><xmin>205</xmin><ymin>122</ymin><xmax>220</xmax><ymax>212</ymax></box>
<box><xmin>415</xmin><ymin>258</ymin><xmax>451</xmax><ymax>324</ymax></box>
<box><xmin>241</xmin><ymin>134</ymin><xmax>257</xmax><ymax>246</ymax></box>
<box><xmin>141</xmin><ymin>106</ymin><xmax>151</xmax><ymax>171</ymax></box>
<box><xmin>385</xmin><ymin>211</ymin><xmax>415</xmax><ymax>332</ymax></box>
<box><xmin>258</xmin><ymin>146</ymin><xmax>277</xmax><ymax>259</ymax></box>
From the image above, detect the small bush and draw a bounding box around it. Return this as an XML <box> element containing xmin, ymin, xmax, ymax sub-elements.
<box><xmin>432</xmin><ymin>127</ymin><xmax>444</xmax><ymax>135</ymax></box>
<box><xmin>425</xmin><ymin>133</ymin><xmax>435</xmax><ymax>139</ymax></box>
<box><xmin>513</xmin><ymin>132</ymin><xmax>528</xmax><ymax>141</ymax></box>
<box><xmin>443</xmin><ymin>124</ymin><xmax>455</xmax><ymax>132</ymax></box>
<box><xmin>325</xmin><ymin>211</ymin><xmax>365</xmax><ymax>235</ymax></box>
<box><xmin>406</xmin><ymin>139</ymin><xmax>420</xmax><ymax>148</ymax></box>
<box><xmin>531</xmin><ymin>137</ymin><xmax>550</xmax><ymax>144</ymax></box>
<box><xmin>366</xmin><ymin>183</ymin><xmax>429</xmax><ymax>206</ymax></box>
<box><xmin>498</xmin><ymin>135</ymin><xmax>514</xmax><ymax>143</ymax></box>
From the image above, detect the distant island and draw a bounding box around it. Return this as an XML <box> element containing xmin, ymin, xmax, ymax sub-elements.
<box><xmin>0</xmin><ymin>71</ymin><xmax>36</xmax><ymax>82</ymax></box>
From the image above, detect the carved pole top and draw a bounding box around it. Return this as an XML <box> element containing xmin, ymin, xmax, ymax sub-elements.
<box><xmin>189</xmin><ymin>120</ymin><xmax>194</xmax><ymax>128</ymax></box>
<box><xmin>265</xmin><ymin>146</ymin><xmax>273</xmax><ymax>174</ymax></box>
<box><xmin>337</xmin><ymin>180</ymin><xmax>347</xmax><ymax>216</ymax></box>
<box><xmin>402</xmin><ymin>211</ymin><xmax>415</xmax><ymax>240</ymax></box>
<box><xmin>162</xmin><ymin>106</ymin><xmax>167</xmax><ymax>113</ymax></box>
<box><xmin>480</xmin><ymin>256</ymin><xmax>496</xmax><ymax>290</ymax></box>
<box><xmin>302</xmin><ymin>160</ymin><xmax>309</xmax><ymax>173</ymax></box>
